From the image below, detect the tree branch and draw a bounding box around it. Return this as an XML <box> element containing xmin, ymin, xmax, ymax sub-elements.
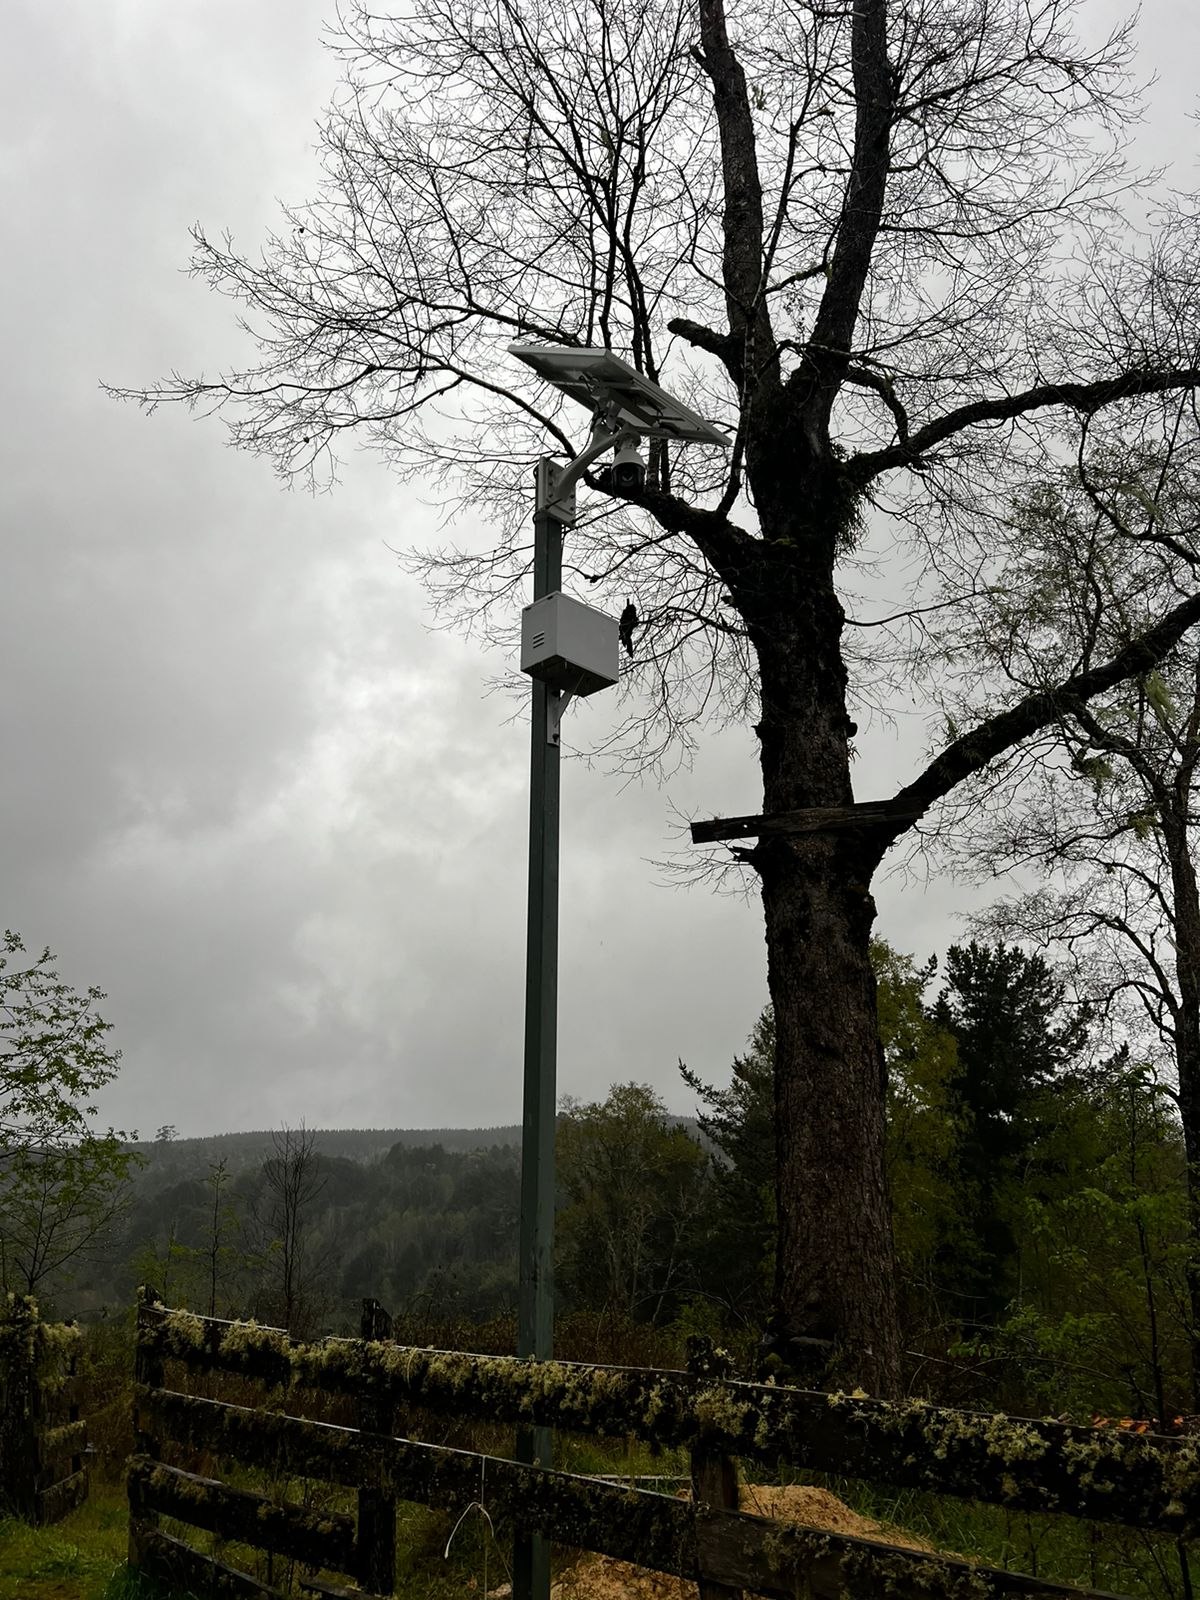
<box><xmin>601</xmin><ymin>479</ymin><xmax>755</xmax><ymax>583</ymax></box>
<box><xmin>667</xmin><ymin>316</ymin><xmax>739</xmax><ymax>374</ymax></box>
<box><xmin>801</xmin><ymin>0</ymin><xmax>892</xmax><ymax>419</ymax></box>
<box><xmin>695</xmin><ymin>0</ymin><xmax>779</xmax><ymax>398</ymax></box>
<box><xmin>842</xmin><ymin>364</ymin><xmax>909</xmax><ymax>446</ymax></box>
<box><xmin>849</xmin><ymin>367</ymin><xmax>1200</xmax><ymax>484</ymax></box>
<box><xmin>881</xmin><ymin>587</ymin><xmax>1200</xmax><ymax>848</ymax></box>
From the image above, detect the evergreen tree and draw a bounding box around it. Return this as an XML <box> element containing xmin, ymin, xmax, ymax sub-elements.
<box><xmin>934</xmin><ymin>942</ymin><xmax>1090</xmax><ymax>1323</ymax></box>
<box><xmin>680</xmin><ymin>1010</ymin><xmax>776</xmax><ymax>1324</ymax></box>
<box><xmin>683</xmin><ymin>942</ymin><xmax>961</xmax><ymax>1347</ymax></box>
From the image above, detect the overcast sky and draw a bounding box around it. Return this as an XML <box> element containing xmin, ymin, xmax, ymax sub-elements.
<box><xmin>2</xmin><ymin>2</ymin><xmax>1197</xmax><ymax>1139</ymax></box>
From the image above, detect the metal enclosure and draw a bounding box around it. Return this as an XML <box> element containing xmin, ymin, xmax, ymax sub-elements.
<box><xmin>520</xmin><ymin>591</ymin><xmax>619</xmax><ymax>695</ymax></box>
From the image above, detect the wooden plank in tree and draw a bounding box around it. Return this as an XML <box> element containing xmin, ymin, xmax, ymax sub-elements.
<box><xmin>127</xmin><ymin>1457</ymin><xmax>356</xmax><ymax>1574</ymax></box>
<box><xmin>130</xmin><ymin>1519</ymin><xmax>290</xmax><ymax>1600</ymax></box>
<box><xmin>689</xmin><ymin>800</ymin><xmax>922</xmax><ymax>844</ymax></box>
<box><xmin>357</xmin><ymin>1298</ymin><xmax>397</xmax><ymax>1596</ymax></box>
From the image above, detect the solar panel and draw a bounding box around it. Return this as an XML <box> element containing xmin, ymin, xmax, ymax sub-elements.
<box><xmin>508</xmin><ymin>343</ymin><xmax>730</xmax><ymax>447</ymax></box>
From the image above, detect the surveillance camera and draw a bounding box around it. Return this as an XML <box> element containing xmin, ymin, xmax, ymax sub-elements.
<box><xmin>612</xmin><ymin>440</ymin><xmax>646</xmax><ymax>493</ymax></box>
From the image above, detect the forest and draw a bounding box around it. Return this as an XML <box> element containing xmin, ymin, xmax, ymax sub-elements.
<box><xmin>4</xmin><ymin>936</ymin><xmax>1193</xmax><ymax>1426</ymax></box>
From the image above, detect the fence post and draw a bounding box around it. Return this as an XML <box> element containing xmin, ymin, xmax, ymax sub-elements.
<box><xmin>67</xmin><ymin>1335</ymin><xmax>84</xmax><ymax>1481</ymax></box>
<box><xmin>0</xmin><ymin>1295</ymin><xmax>39</xmax><ymax>1521</ymax></box>
<box><xmin>687</xmin><ymin>1339</ymin><xmax>743</xmax><ymax>1600</ymax></box>
<box><xmin>357</xmin><ymin>1298</ymin><xmax>397</xmax><ymax>1596</ymax></box>
<box><xmin>128</xmin><ymin>1285</ymin><xmax>165</xmax><ymax>1566</ymax></box>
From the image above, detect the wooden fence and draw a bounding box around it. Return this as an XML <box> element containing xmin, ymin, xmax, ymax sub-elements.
<box><xmin>129</xmin><ymin>1287</ymin><xmax>1200</xmax><ymax>1600</ymax></box>
<box><xmin>0</xmin><ymin>1293</ymin><xmax>89</xmax><ymax>1525</ymax></box>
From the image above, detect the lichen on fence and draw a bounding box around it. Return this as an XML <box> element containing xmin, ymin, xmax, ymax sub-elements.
<box><xmin>0</xmin><ymin>1293</ymin><xmax>89</xmax><ymax>1525</ymax></box>
<box><xmin>137</xmin><ymin>1293</ymin><xmax>1200</xmax><ymax>1538</ymax></box>
<box><xmin>129</xmin><ymin>1288</ymin><xmax>1200</xmax><ymax>1600</ymax></box>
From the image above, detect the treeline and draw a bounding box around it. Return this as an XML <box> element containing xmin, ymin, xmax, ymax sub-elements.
<box><xmin>126</xmin><ymin>1124</ymin><xmax>524</xmax><ymax>1175</ymax></box>
<box><xmin>51</xmin><ymin>1131</ymin><xmax>524</xmax><ymax>1334</ymax></box>
<box><xmin>688</xmin><ymin>940</ymin><xmax>1195</xmax><ymax>1420</ymax></box>
<box><xmin>7</xmin><ymin>935</ymin><xmax>1193</xmax><ymax>1421</ymax></box>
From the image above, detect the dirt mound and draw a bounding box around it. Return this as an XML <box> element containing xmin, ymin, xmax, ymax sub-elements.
<box><xmin>737</xmin><ymin>1484</ymin><xmax>932</xmax><ymax>1549</ymax></box>
<box><xmin>548</xmin><ymin>1483</ymin><xmax>934</xmax><ymax>1600</ymax></box>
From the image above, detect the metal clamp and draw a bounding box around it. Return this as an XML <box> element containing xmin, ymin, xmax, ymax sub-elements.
<box><xmin>534</xmin><ymin>423</ymin><xmax>639</xmax><ymax>523</ymax></box>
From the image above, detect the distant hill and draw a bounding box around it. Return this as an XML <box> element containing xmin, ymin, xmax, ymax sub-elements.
<box><xmin>128</xmin><ymin>1125</ymin><xmax>524</xmax><ymax>1178</ymax></box>
<box><xmin>59</xmin><ymin>1114</ymin><xmax>704</xmax><ymax>1322</ymax></box>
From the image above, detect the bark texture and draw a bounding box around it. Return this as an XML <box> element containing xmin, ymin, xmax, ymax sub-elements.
<box><xmin>730</xmin><ymin>520</ymin><xmax>899</xmax><ymax>1394</ymax></box>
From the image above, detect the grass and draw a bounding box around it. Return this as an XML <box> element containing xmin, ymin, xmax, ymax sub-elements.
<box><xmin>795</xmin><ymin>1469</ymin><xmax>1198</xmax><ymax>1600</ymax></box>
<box><xmin>5</xmin><ymin>1440</ymin><xmax>1194</xmax><ymax>1600</ymax></box>
<box><xmin>0</xmin><ymin>1480</ymin><xmax>172</xmax><ymax>1600</ymax></box>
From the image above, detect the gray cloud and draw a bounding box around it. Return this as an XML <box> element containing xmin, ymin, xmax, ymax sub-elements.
<box><xmin>2</xmin><ymin>0</ymin><xmax>1195</xmax><ymax>1137</ymax></box>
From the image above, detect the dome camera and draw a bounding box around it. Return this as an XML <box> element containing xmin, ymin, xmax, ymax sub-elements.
<box><xmin>612</xmin><ymin>439</ymin><xmax>646</xmax><ymax>492</ymax></box>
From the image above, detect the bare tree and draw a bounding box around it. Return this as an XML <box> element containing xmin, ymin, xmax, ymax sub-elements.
<box><xmin>113</xmin><ymin>0</ymin><xmax>1200</xmax><ymax>1390</ymax></box>
<box><xmin>200</xmin><ymin>1158</ymin><xmax>250</xmax><ymax>1319</ymax></box>
<box><xmin>254</xmin><ymin>1123</ymin><xmax>329</xmax><ymax>1337</ymax></box>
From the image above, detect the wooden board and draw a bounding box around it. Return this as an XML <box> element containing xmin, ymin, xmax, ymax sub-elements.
<box><xmin>35</xmin><ymin>1468</ymin><xmax>88</xmax><ymax>1526</ymax></box>
<box><xmin>132</xmin><ymin>1391</ymin><xmax>1137</xmax><ymax>1600</ymax></box>
<box><xmin>37</xmin><ymin>1418</ymin><xmax>88</xmax><ymax>1470</ymax></box>
<box><xmin>689</xmin><ymin>801</ymin><xmax>923</xmax><ymax>843</ymax></box>
<box><xmin>128</xmin><ymin>1457</ymin><xmax>356</xmax><ymax>1574</ymax></box>
<box><xmin>130</xmin><ymin>1520</ymin><xmax>291</xmax><ymax>1600</ymax></box>
<box><xmin>135</xmin><ymin>1299</ymin><xmax>1200</xmax><ymax>1539</ymax></box>
<box><xmin>37</xmin><ymin>1374</ymin><xmax>87</xmax><ymax>1421</ymax></box>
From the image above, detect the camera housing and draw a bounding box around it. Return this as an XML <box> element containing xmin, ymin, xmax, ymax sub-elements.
<box><xmin>612</xmin><ymin>440</ymin><xmax>646</xmax><ymax>493</ymax></box>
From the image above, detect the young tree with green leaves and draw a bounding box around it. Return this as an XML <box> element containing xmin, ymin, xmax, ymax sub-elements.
<box><xmin>979</xmin><ymin>1056</ymin><xmax>1192</xmax><ymax>1422</ymax></box>
<box><xmin>1</xmin><ymin>931</ymin><xmax>124</xmax><ymax>1159</ymax></box>
<box><xmin>0</xmin><ymin>1133</ymin><xmax>136</xmax><ymax>1300</ymax></box>
<box><xmin>149</xmin><ymin>1158</ymin><xmax>255</xmax><ymax>1319</ymax></box>
<box><xmin>0</xmin><ymin>931</ymin><xmax>139</xmax><ymax>1306</ymax></box>
<box><xmin>115</xmin><ymin>0</ymin><xmax>1200</xmax><ymax>1390</ymax></box>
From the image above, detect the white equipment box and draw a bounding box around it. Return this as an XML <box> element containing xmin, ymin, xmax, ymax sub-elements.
<box><xmin>520</xmin><ymin>591</ymin><xmax>619</xmax><ymax>696</ymax></box>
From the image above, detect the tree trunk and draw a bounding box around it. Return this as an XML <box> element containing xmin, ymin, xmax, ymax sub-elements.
<box><xmin>744</xmin><ymin>539</ymin><xmax>901</xmax><ymax>1397</ymax></box>
<box><xmin>761</xmin><ymin>834</ymin><xmax>900</xmax><ymax>1394</ymax></box>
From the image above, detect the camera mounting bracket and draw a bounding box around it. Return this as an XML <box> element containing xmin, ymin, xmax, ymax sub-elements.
<box><xmin>533</xmin><ymin>425</ymin><xmax>640</xmax><ymax>524</ymax></box>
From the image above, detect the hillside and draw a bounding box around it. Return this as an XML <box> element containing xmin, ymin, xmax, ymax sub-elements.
<box><xmin>128</xmin><ymin>1124</ymin><xmax>523</xmax><ymax>1178</ymax></box>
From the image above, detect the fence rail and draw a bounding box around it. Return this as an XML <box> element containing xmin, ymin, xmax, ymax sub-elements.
<box><xmin>129</xmin><ymin>1289</ymin><xmax>1200</xmax><ymax>1600</ymax></box>
<box><xmin>0</xmin><ymin>1294</ymin><xmax>89</xmax><ymax>1525</ymax></box>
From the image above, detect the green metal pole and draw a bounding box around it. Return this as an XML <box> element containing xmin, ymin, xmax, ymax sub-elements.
<box><xmin>514</xmin><ymin>464</ymin><xmax>564</xmax><ymax>1600</ymax></box>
